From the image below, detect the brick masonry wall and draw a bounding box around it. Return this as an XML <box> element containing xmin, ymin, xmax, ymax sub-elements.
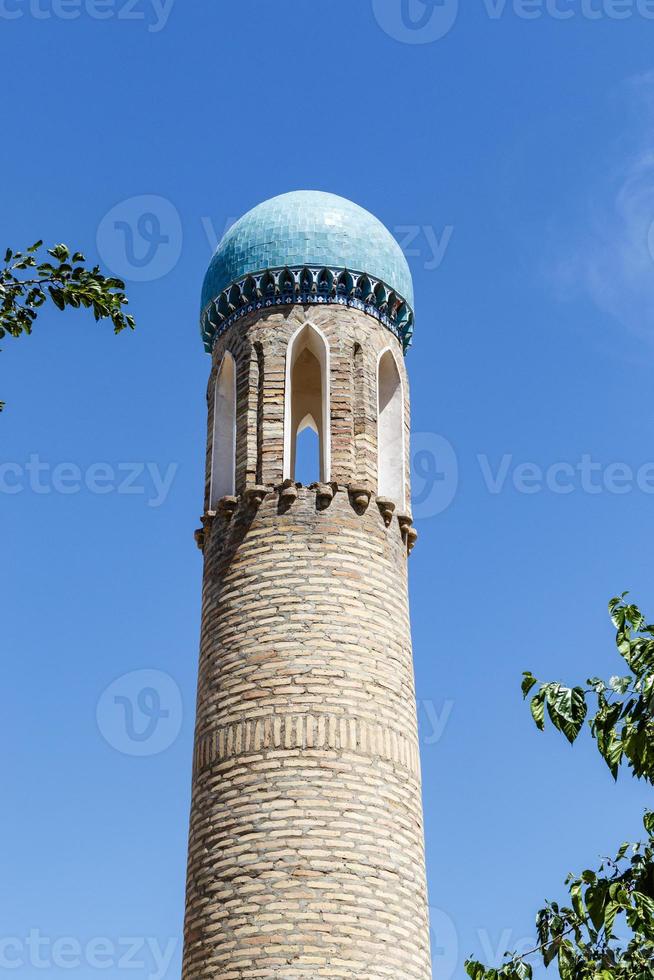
<box><xmin>183</xmin><ymin>307</ymin><xmax>431</xmax><ymax>979</ymax></box>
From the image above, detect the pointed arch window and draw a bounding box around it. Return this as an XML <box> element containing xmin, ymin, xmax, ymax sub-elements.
<box><xmin>283</xmin><ymin>324</ymin><xmax>331</xmax><ymax>483</ymax></box>
<box><xmin>210</xmin><ymin>352</ymin><xmax>236</xmax><ymax>509</ymax></box>
<box><xmin>377</xmin><ymin>348</ymin><xmax>405</xmax><ymax>508</ymax></box>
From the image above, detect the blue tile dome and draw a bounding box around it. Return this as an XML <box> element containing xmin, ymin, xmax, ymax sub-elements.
<box><xmin>200</xmin><ymin>191</ymin><xmax>415</xmax><ymax>353</ymax></box>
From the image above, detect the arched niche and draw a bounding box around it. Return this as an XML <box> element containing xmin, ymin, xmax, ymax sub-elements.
<box><xmin>210</xmin><ymin>351</ymin><xmax>236</xmax><ymax>509</ymax></box>
<box><xmin>283</xmin><ymin>323</ymin><xmax>331</xmax><ymax>483</ymax></box>
<box><xmin>377</xmin><ymin>347</ymin><xmax>405</xmax><ymax>508</ymax></box>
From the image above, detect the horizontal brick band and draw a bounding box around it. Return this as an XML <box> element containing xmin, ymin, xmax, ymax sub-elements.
<box><xmin>194</xmin><ymin>712</ymin><xmax>420</xmax><ymax>777</ymax></box>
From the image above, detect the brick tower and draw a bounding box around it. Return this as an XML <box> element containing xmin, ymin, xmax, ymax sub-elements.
<box><xmin>183</xmin><ymin>191</ymin><xmax>431</xmax><ymax>979</ymax></box>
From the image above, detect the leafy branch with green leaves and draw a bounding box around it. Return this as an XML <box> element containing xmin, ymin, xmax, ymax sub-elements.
<box><xmin>0</xmin><ymin>241</ymin><xmax>134</xmax><ymax>411</ymax></box>
<box><xmin>466</xmin><ymin>594</ymin><xmax>654</xmax><ymax>980</ymax></box>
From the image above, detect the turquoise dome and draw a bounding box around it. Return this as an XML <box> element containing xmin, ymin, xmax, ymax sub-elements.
<box><xmin>200</xmin><ymin>191</ymin><xmax>415</xmax><ymax>353</ymax></box>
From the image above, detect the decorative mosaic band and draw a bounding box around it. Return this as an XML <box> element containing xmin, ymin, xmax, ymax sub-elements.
<box><xmin>194</xmin><ymin>712</ymin><xmax>420</xmax><ymax>778</ymax></box>
<box><xmin>200</xmin><ymin>265</ymin><xmax>415</xmax><ymax>355</ymax></box>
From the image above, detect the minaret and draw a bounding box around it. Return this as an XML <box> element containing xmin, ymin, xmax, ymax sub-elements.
<box><xmin>183</xmin><ymin>191</ymin><xmax>431</xmax><ymax>979</ymax></box>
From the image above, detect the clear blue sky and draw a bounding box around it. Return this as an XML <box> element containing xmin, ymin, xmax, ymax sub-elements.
<box><xmin>2</xmin><ymin>2</ymin><xmax>653</xmax><ymax>977</ymax></box>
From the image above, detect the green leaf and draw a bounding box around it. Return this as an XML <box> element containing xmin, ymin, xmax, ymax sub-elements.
<box><xmin>626</xmin><ymin>603</ymin><xmax>645</xmax><ymax>632</ymax></box>
<box><xmin>604</xmin><ymin>900</ymin><xmax>620</xmax><ymax>936</ymax></box>
<box><xmin>609</xmin><ymin>595</ymin><xmax>628</xmax><ymax>628</ymax></box>
<box><xmin>600</xmin><ymin>732</ymin><xmax>623</xmax><ymax>781</ymax></box>
<box><xmin>570</xmin><ymin>881</ymin><xmax>585</xmax><ymax>920</ymax></box>
<box><xmin>557</xmin><ymin>940</ymin><xmax>576</xmax><ymax>980</ymax></box>
<box><xmin>48</xmin><ymin>287</ymin><xmax>65</xmax><ymax>311</ymax></box>
<box><xmin>586</xmin><ymin>881</ymin><xmax>608</xmax><ymax>932</ymax></box>
<box><xmin>522</xmin><ymin>672</ymin><xmax>538</xmax><ymax>698</ymax></box>
<box><xmin>546</xmin><ymin>685</ymin><xmax>588</xmax><ymax>744</ymax></box>
<box><xmin>531</xmin><ymin>690</ymin><xmax>546</xmax><ymax>731</ymax></box>
<box><xmin>543</xmin><ymin>938</ymin><xmax>560</xmax><ymax>968</ymax></box>
<box><xmin>48</xmin><ymin>243</ymin><xmax>69</xmax><ymax>261</ymax></box>
<box><xmin>610</xmin><ymin>676</ymin><xmax>632</xmax><ymax>694</ymax></box>
<box><xmin>634</xmin><ymin>891</ymin><xmax>654</xmax><ymax>919</ymax></box>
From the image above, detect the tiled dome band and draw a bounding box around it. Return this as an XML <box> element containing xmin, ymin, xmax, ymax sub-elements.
<box><xmin>200</xmin><ymin>264</ymin><xmax>415</xmax><ymax>354</ymax></box>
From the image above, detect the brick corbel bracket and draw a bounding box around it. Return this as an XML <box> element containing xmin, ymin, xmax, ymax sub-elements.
<box><xmin>218</xmin><ymin>495</ymin><xmax>239</xmax><ymax>520</ymax></box>
<box><xmin>397</xmin><ymin>513</ymin><xmax>418</xmax><ymax>554</ymax></box>
<box><xmin>376</xmin><ymin>497</ymin><xmax>396</xmax><ymax>527</ymax></box>
<box><xmin>348</xmin><ymin>483</ymin><xmax>372</xmax><ymax>513</ymax></box>
<box><xmin>313</xmin><ymin>483</ymin><xmax>335</xmax><ymax>510</ymax></box>
<box><xmin>279</xmin><ymin>479</ymin><xmax>298</xmax><ymax>508</ymax></box>
<box><xmin>194</xmin><ymin>510</ymin><xmax>217</xmax><ymax>551</ymax></box>
<box><xmin>244</xmin><ymin>486</ymin><xmax>268</xmax><ymax>509</ymax></box>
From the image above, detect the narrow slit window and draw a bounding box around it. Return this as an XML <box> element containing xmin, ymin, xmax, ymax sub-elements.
<box><xmin>294</xmin><ymin>424</ymin><xmax>321</xmax><ymax>486</ymax></box>
<box><xmin>377</xmin><ymin>349</ymin><xmax>405</xmax><ymax>508</ymax></box>
<box><xmin>210</xmin><ymin>352</ymin><xmax>236</xmax><ymax>509</ymax></box>
<box><xmin>284</xmin><ymin>324</ymin><xmax>330</xmax><ymax>483</ymax></box>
